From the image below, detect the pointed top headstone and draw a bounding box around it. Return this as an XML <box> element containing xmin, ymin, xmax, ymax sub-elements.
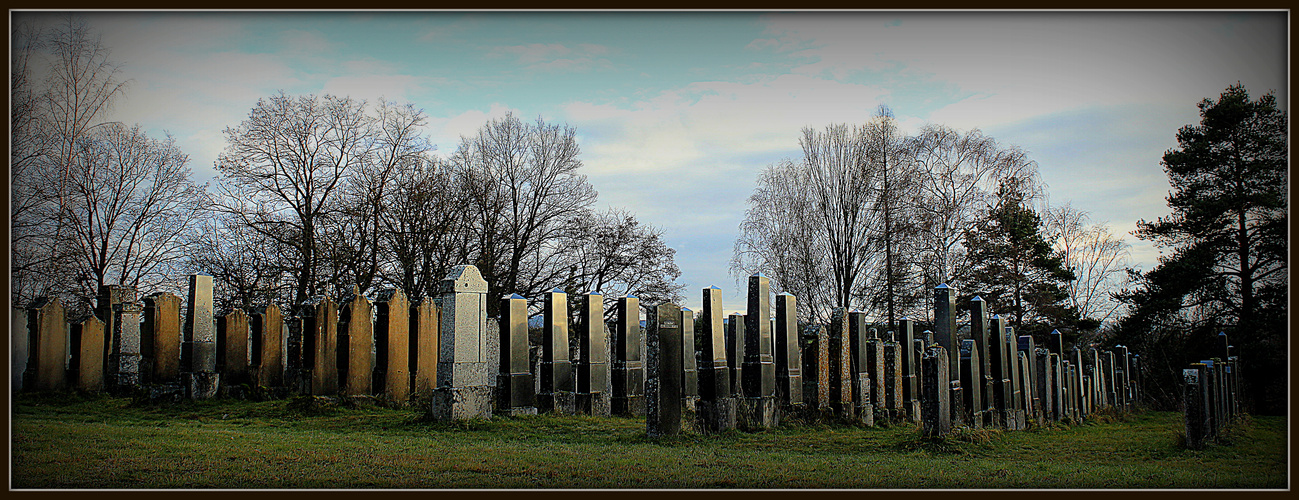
<box><xmin>971</xmin><ymin>295</ymin><xmax>984</xmax><ymax>302</ymax></box>
<box><xmin>753</xmin><ymin>271</ymin><xmax>765</xmax><ymax>278</ymax></box>
<box><xmin>625</xmin><ymin>293</ymin><xmax>638</xmax><ymax>299</ymax></box>
<box><xmin>776</xmin><ymin>292</ymin><xmax>793</xmax><ymax>297</ymax></box>
<box><xmin>1051</xmin><ymin>329</ymin><xmax>1061</xmax><ymax>335</ymax></box>
<box><xmin>1218</xmin><ymin>331</ymin><xmax>1227</xmax><ymax>337</ymax></box>
<box><xmin>586</xmin><ymin>291</ymin><xmax>602</xmax><ymax>297</ymax></box>
<box><xmin>681</xmin><ymin>307</ymin><xmax>692</xmax><ymax>312</ymax></box>
<box><xmin>936</xmin><ymin>283</ymin><xmax>950</xmax><ymax>289</ymax></box>
<box><xmin>991</xmin><ymin>313</ymin><xmax>1000</xmax><ymax>319</ymax></box>
<box><xmin>509</xmin><ymin>293</ymin><xmax>525</xmax><ymax>300</ymax></box>
<box><xmin>552</xmin><ymin>288</ymin><xmax>565</xmax><ymax>294</ymax></box>
<box><xmin>708</xmin><ymin>285</ymin><xmax>721</xmax><ymax>290</ymax></box>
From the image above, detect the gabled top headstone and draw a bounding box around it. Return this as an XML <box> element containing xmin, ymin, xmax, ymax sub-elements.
<box><xmin>440</xmin><ymin>266</ymin><xmax>488</xmax><ymax>294</ymax></box>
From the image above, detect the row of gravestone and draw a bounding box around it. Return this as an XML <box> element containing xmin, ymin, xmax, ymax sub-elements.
<box><xmin>1181</xmin><ymin>332</ymin><xmax>1242</xmax><ymax>450</ymax></box>
<box><xmin>13</xmin><ymin>264</ymin><xmax>1143</xmax><ymax>437</ymax></box>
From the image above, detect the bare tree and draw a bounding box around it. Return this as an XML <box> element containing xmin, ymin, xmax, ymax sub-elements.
<box><xmin>188</xmin><ymin>212</ymin><xmax>292</xmax><ymax>312</ymax></box>
<box><xmin>1044</xmin><ymin>203</ymin><xmax>1131</xmax><ymax>331</ymax></box>
<box><xmin>376</xmin><ymin>156</ymin><xmax>470</xmax><ymax>300</ymax></box>
<box><xmin>561</xmin><ymin>208</ymin><xmax>685</xmax><ymax>321</ymax></box>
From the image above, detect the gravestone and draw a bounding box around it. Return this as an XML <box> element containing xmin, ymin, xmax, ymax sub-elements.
<box><xmin>697</xmin><ymin>286</ymin><xmax>736</xmax><ymax>432</ymax></box>
<box><xmin>253</xmin><ymin>303</ymin><xmax>284</xmax><ymax>389</ymax></box>
<box><xmin>97</xmin><ymin>285</ymin><xmax>134</xmax><ymax>388</ymax></box>
<box><xmin>848</xmin><ymin>312</ymin><xmax>873</xmax><ymax>425</ymax></box>
<box><xmin>933</xmin><ymin>284</ymin><xmax>958</xmax><ymax>382</ymax></box>
<box><xmin>1021</xmin><ymin>335</ymin><xmax>1040</xmax><ymax>421</ymax></box>
<box><xmin>285</xmin><ymin>311</ymin><xmax>305</xmax><ymax>394</ymax></box>
<box><xmin>182</xmin><ymin>275</ymin><xmax>219</xmax><ymax>399</ymax></box>
<box><xmin>922</xmin><ymin>345</ymin><xmax>951</xmax><ymax>437</ymax></box>
<box><xmin>912</xmin><ymin>337</ymin><xmax>926</xmax><ymax>423</ymax></box>
<box><xmin>1072</xmin><ymin>348</ymin><xmax>1085</xmax><ymax>419</ymax></box>
<box><xmin>576</xmin><ymin>292</ymin><xmax>611</xmax><ymax>416</ymax></box>
<box><xmin>1017</xmin><ymin>350</ymin><xmax>1034</xmax><ymax>425</ymax></box>
<box><xmin>27</xmin><ymin>297</ymin><xmax>68</xmax><ymax>392</ymax></box>
<box><xmin>307</xmin><ymin>296</ymin><xmax>340</xmax><ymax>396</ymax></box>
<box><xmin>217</xmin><ymin>309</ymin><xmax>250</xmax><ymax>387</ymax></box>
<box><xmin>612</xmin><ymin>295</ymin><xmax>645</xmax><ymax>416</ymax></box>
<box><xmin>73</xmin><ymin>316</ymin><xmax>106</xmax><ymax>392</ymax></box>
<box><xmin>725</xmin><ymin>313</ymin><xmax>746</xmax><ymax>397</ymax></box>
<box><xmin>646</xmin><ymin>302</ymin><xmax>683</xmax><ymax>438</ymax></box>
<box><xmin>143</xmin><ymin>293</ymin><xmax>182</xmax><ymax>385</ymax></box>
<box><xmin>864</xmin><ymin>326</ymin><xmax>883</xmax><ymax>425</ymax></box>
<box><xmin>827</xmin><ymin>308</ymin><xmax>854</xmax><ymax>419</ymax></box>
<box><xmin>799</xmin><ymin>324</ymin><xmax>830</xmax><ymax>416</ymax></box>
<box><xmin>883</xmin><ymin>335</ymin><xmax>902</xmax><ymax>421</ymax></box>
<box><xmin>12</xmin><ymin>307</ymin><xmax>29</xmax><ymax>392</ymax></box>
<box><xmin>970</xmin><ymin>297</ymin><xmax>994</xmax><ymax>426</ymax></box>
<box><xmin>103</xmin><ymin>287</ymin><xmax>143</xmax><ymax>394</ymax></box>
<box><xmin>1183</xmin><ymin>364</ymin><xmax>1208</xmax><ymax>449</ymax></box>
<box><xmin>1115</xmin><ymin>345</ymin><xmax>1131</xmax><ymax>411</ymax></box>
<box><xmin>1034</xmin><ymin>348</ymin><xmax>1052</xmax><ymax>422</ymax></box>
<box><xmin>497</xmin><ymin>293</ymin><xmax>536</xmax><ymax>415</ymax></box>
<box><xmin>430</xmin><ymin>265</ymin><xmax>497</xmax><ymax>420</ymax></box>
<box><xmin>1050</xmin><ymin>353</ymin><xmax>1064</xmax><ymax>421</ymax></box>
<box><xmin>339</xmin><ymin>290</ymin><xmax>374</xmax><ymax>397</ymax></box>
<box><xmin>959</xmin><ymin>339</ymin><xmax>982</xmax><ymax>428</ymax></box>
<box><xmin>774</xmin><ymin>293</ymin><xmax>802</xmax><ymax>407</ymax></box>
<box><xmin>376</xmin><ymin>289</ymin><xmax>410</xmax><ymax>402</ymax></box>
<box><xmin>539</xmin><ymin>289</ymin><xmax>575</xmax><ymax>414</ymax></box>
<box><xmin>740</xmin><ymin>273</ymin><xmax>778</xmax><ymax>429</ymax></box>
<box><xmin>1000</xmin><ymin>319</ymin><xmax>1024</xmax><ymax>429</ymax></box>
<box><xmin>411</xmin><ymin>297</ymin><xmax>439</xmax><ymax>399</ymax></box>
<box><xmin>987</xmin><ymin>314</ymin><xmax>1009</xmax><ymax>427</ymax></box>
<box><xmin>679</xmin><ymin>307</ymin><xmax>698</xmax><ymax>403</ymax></box>
<box><xmin>898</xmin><ymin>317</ymin><xmax>920</xmax><ymax>423</ymax></box>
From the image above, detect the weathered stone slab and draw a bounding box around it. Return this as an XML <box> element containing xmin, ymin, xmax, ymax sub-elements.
<box><xmin>986</xmin><ymin>314</ymin><xmax>1008</xmax><ymax>427</ymax></box>
<box><xmin>285</xmin><ymin>312</ymin><xmax>306</xmax><ymax>394</ymax></box>
<box><xmin>308</xmin><ymin>297</ymin><xmax>340</xmax><ymax>395</ymax></box>
<box><xmin>73</xmin><ymin>316</ymin><xmax>105</xmax><ymax>392</ymax></box>
<box><xmin>646</xmin><ymin>302</ymin><xmax>683</xmax><ymax>438</ymax></box>
<box><xmin>577</xmin><ymin>292</ymin><xmax>610</xmax><ymax>416</ymax></box>
<box><xmin>497</xmin><ymin>293</ymin><xmax>536</xmax><ymax>415</ymax></box>
<box><xmin>143</xmin><ymin>293</ymin><xmax>182</xmax><ymax>384</ymax></box>
<box><xmin>253</xmin><ymin>303</ymin><xmax>284</xmax><ymax>388</ymax></box>
<box><xmin>431</xmin><ymin>265</ymin><xmax>495</xmax><ymax>420</ymax></box>
<box><xmin>742</xmin><ymin>273</ymin><xmax>775</xmax><ymax>399</ymax></box>
<box><xmin>411</xmin><ymin>298</ymin><xmax>439</xmax><ymax>399</ymax></box>
<box><xmin>12</xmin><ymin>307</ymin><xmax>29</xmax><ymax>392</ymax></box>
<box><xmin>1018</xmin><ymin>350</ymin><xmax>1034</xmax><ymax>425</ymax></box>
<box><xmin>933</xmin><ymin>284</ymin><xmax>958</xmax><ymax>381</ymax></box>
<box><xmin>910</xmin><ymin>337</ymin><xmax>925</xmax><ymax>423</ymax></box>
<box><xmin>799</xmin><ymin>324</ymin><xmax>830</xmax><ymax>415</ymax></box>
<box><xmin>959</xmin><ymin>339</ymin><xmax>982</xmax><ymax>428</ymax></box>
<box><xmin>1050</xmin><ymin>353</ymin><xmax>1064</xmax><ymax>421</ymax></box>
<box><xmin>697</xmin><ymin>286</ymin><xmax>736</xmax><ymax>432</ymax></box>
<box><xmin>97</xmin><ymin>285</ymin><xmax>135</xmax><ymax>385</ymax></box>
<box><xmin>866</xmin><ymin>328</ymin><xmax>884</xmax><ymax>425</ymax></box>
<box><xmin>774</xmin><ymin>293</ymin><xmax>802</xmax><ymax>407</ymax></box>
<box><xmin>679</xmin><ymin>306</ymin><xmax>698</xmax><ymax>400</ymax></box>
<box><xmin>827</xmin><ymin>308</ymin><xmax>854</xmax><ymax>418</ymax></box>
<box><xmin>539</xmin><ymin>289</ymin><xmax>575</xmax><ymax>414</ymax></box>
<box><xmin>1034</xmin><ymin>348</ymin><xmax>1052</xmax><ymax>422</ymax></box>
<box><xmin>899</xmin><ymin>317</ymin><xmax>919</xmax><ymax>423</ymax></box>
<box><xmin>969</xmin><ymin>297</ymin><xmax>994</xmax><ymax>426</ymax></box>
<box><xmin>30</xmin><ymin>297</ymin><xmax>70</xmax><ymax>392</ymax></box>
<box><xmin>339</xmin><ymin>291</ymin><xmax>374</xmax><ymax>396</ymax></box>
<box><xmin>612</xmin><ymin>295</ymin><xmax>645</xmax><ymax>416</ymax></box>
<box><xmin>922</xmin><ymin>345</ymin><xmax>951</xmax><ymax>437</ymax></box>
<box><xmin>725</xmin><ymin>313</ymin><xmax>746</xmax><ymax>397</ymax></box>
<box><xmin>183</xmin><ymin>275</ymin><xmax>216</xmax><ymax>374</ymax></box>
<box><xmin>376</xmin><ymin>289</ymin><xmax>410</xmax><ymax>402</ymax></box>
<box><xmin>217</xmin><ymin>309</ymin><xmax>250</xmax><ymax>386</ymax></box>
<box><xmin>883</xmin><ymin>338</ymin><xmax>902</xmax><ymax>421</ymax></box>
<box><xmin>109</xmin><ymin>301</ymin><xmax>143</xmax><ymax>393</ymax></box>
<box><xmin>1183</xmin><ymin>364</ymin><xmax>1208</xmax><ymax>449</ymax></box>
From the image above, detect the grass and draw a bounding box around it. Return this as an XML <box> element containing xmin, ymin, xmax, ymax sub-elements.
<box><xmin>10</xmin><ymin>393</ymin><xmax>1288</xmax><ymax>489</ymax></box>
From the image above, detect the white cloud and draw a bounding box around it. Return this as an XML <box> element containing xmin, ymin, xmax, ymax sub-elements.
<box><xmin>488</xmin><ymin>42</ymin><xmax>617</xmax><ymax>72</ymax></box>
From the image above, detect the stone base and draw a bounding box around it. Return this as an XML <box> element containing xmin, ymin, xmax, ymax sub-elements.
<box><xmin>695</xmin><ymin>397</ymin><xmax>738</xmax><ymax>433</ymax></box>
<box><xmin>147</xmin><ymin>383</ymin><xmax>186</xmax><ymax>403</ymax></box>
<box><xmin>576</xmin><ymin>392</ymin><xmax>611</xmax><ymax>416</ymax></box>
<box><xmin>855</xmin><ymin>403</ymin><xmax>875</xmax><ymax>426</ymax></box>
<box><xmin>908</xmin><ymin>401</ymin><xmax>922</xmax><ymax>423</ymax></box>
<box><xmin>430</xmin><ymin>385</ymin><xmax>495</xmax><ymax>421</ymax></box>
<box><xmin>737</xmin><ymin>396</ymin><xmax>779</xmax><ymax>431</ymax></box>
<box><xmin>680</xmin><ymin>397</ymin><xmax>700</xmax><ymax>433</ymax></box>
<box><xmin>183</xmin><ymin>372</ymin><xmax>221</xmax><ymax>400</ymax></box>
<box><xmin>498</xmin><ymin>406</ymin><xmax>538</xmax><ymax>416</ymax></box>
<box><xmin>612</xmin><ymin>395</ymin><xmax>646</xmax><ymax>417</ymax></box>
<box><xmin>538</xmin><ymin>391</ymin><xmax>577</xmax><ymax>415</ymax></box>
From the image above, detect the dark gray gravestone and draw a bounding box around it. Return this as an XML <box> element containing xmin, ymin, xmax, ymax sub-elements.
<box><xmin>774</xmin><ymin>293</ymin><xmax>802</xmax><ymax>407</ymax></box>
<box><xmin>899</xmin><ymin>317</ymin><xmax>919</xmax><ymax>423</ymax></box>
<box><xmin>934</xmin><ymin>284</ymin><xmax>958</xmax><ymax>381</ymax></box>
<box><xmin>726</xmin><ymin>313</ymin><xmax>746</xmax><ymax>397</ymax></box>
<box><xmin>540</xmin><ymin>289</ymin><xmax>575</xmax><ymax>414</ymax></box>
<box><xmin>111</xmin><ymin>301</ymin><xmax>144</xmax><ymax>393</ymax></box>
<box><xmin>999</xmin><ymin>317</ymin><xmax>1023</xmax><ymax>429</ymax></box>
<box><xmin>970</xmin><ymin>296</ymin><xmax>994</xmax><ymax>426</ymax></box>
<box><xmin>497</xmin><ymin>294</ymin><xmax>536</xmax><ymax>415</ymax></box>
<box><xmin>987</xmin><ymin>314</ymin><xmax>1009</xmax><ymax>427</ymax></box>
<box><xmin>697</xmin><ymin>286</ymin><xmax>736</xmax><ymax>432</ymax></box>
<box><xmin>883</xmin><ymin>335</ymin><xmax>902</xmax><ymax>421</ymax></box>
<box><xmin>911</xmin><ymin>337</ymin><xmax>925</xmax><ymax>423</ymax></box>
<box><xmin>867</xmin><ymin>328</ymin><xmax>885</xmax><ymax>424</ymax></box>
<box><xmin>576</xmin><ymin>292</ymin><xmax>610</xmax><ymax>416</ymax></box>
<box><xmin>1116</xmin><ymin>345</ymin><xmax>1131</xmax><ymax>411</ymax></box>
<box><xmin>1034</xmin><ymin>348</ymin><xmax>1052</xmax><ymax>423</ymax></box>
<box><xmin>1072</xmin><ymin>348</ymin><xmax>1085</xmax><ymax>420</ymax></box>
<box><xmin>646</xmin><ymin>302</ymin><xmax>683</xmax><ymax>438</ymax></box>
<box><xmin>922</xmin><ymin>345</ymin><xmax>951</xmax><ymax>437</ymax></box>
<box><xmin>1182</xmin><ymin>364</ymin><xmax>1208</xmax><ymax>449</ymax></box>
<box><xmin>800</xmin><ymin>324</ymin><xmax>830</xmax><ymax>416</ymax></box>
<box><xmin>1017</xmin><ymin>350</ymin><xmax>1034</xmax><ymax>426</ymax></box>
<box><xmin>612</xmin><ymin>295</ymin><xmax>645</xmax><ymax>416</ymax></box>
<box><xmin>1050</xmin><ymin>353</ymin><xmax>1064</xmax><ymax>422</ymax></box>
<box><xmin>827</xmin><ymin>308</ymin><xmax>854</xmax><ymax>419</ymax></box>
<box><xmin>680</xmin><ymin>307</ymin><xmax>698</xmax><ymax>399</ymax></box>
<box><xmin>959</xmin><ymin>339</ymin><xmax>982</xmax><ymax>428</ymax></box>
<box><xmin>12</xmin><ymin>307</ymin><xmax>28</xmax><ymax>392</ymax></box>
<box><xmin>739</xmin><ymin>274</ymin><xmax>777</xmax><ymax>429</ymax></box>
<box><xmin>848</xmin><ymin>312</ymin><xmax>873</xmax><ymax>425</ymax></box>
<box><xmin>1021</xmin><ymin>335</ymin><xmax>1040</xmax><ymax>422</ymax></box>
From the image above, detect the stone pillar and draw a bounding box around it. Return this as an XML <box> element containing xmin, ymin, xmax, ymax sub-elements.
<box><xmin>430</xmin><ymin>265</ymin><xmax>496</xmax><ymax>420</ymax></box>
<box><xmin>1183</xmin><ymin>363</ymin><xmax>1208</xmax><ymax>449</ymax></box>
<box><xmin>679</xmin><ymin>307</ymin><xmax>698</xmax><ymax>404</ymax></box>
<box><xmin>217</xmin><ymin>309</ymin><xmax>250</xmax><ymax>387</ymax></box>
<box><xmin>96</xmin><ymin>285</ymin><xmax>134</xmax><ymax>387</ymax></box>
<box><xmin>376</xmin><ymin>289</ymin><xmax>410</xmax><ymax>402</ymax></box>
<box><xmin>1003</xmin><ymin>321</ymin><xmax>1024</xmax><ymax>429</ymax></box>
<box><xmin>73</xmin><ymin>316</ymin><xmax>106</xmax><ymax>392</ymax></box>
<box><xmin>26</xmin><ymin>297</ymin><xmax>68</xmax><ymax>392</ymax></box>
<box><xmin>1019</xmin><ymin>336</ymin><xmax>1038</xmax><ymax>422</ymax></box>
<box><xmin>411</xmin><ymin>297</ymin><xmax>439</xmax><ymax>399</ymax></box>
<box><xmin>934</xmin><ymin>284</ymin><xmax>958</xmax><ymax>381</ymax></box>
<box><xmin>697</xmin><ymin>286</ymin><xmax>736</xmax><ymax>432</ymax></box>
<box><xmin>1018</xmin><ymin>350</ymin><xmax>1034</xmax><ymax>425</ymax></box>
<box><xmin>182</xmin><ymin>275</ymin><xmax>219</xmax><ymax>399</ymax></box>
<box><xmin>911</xmin><ymin>337</ymin><xmax>926</xmax><ymax>423</ymax></box>
<box><xmin>866</xmin><ymin>328</ymin><xmax>884</xmax><ymax>425</ymax></box>
<box><xmin>986</xmin><ymin>314</ymin><xmax>1008</xmax><ymax>427</ymax></box>
<box><xmin>848</xmin><ymin>311</ymin><xmax>873</xmax><ymax>426</ymax></box>
<box><xmin>1035</xmin><ymin>348</ymin><xmax>1053</xmax><ymax>423</ymax></box>
<box><xmin>285</xmin><ymin>311</ymin><xmax>306</xmax><ymax>394</ymax></box>
<box><xmin>922</xmin><ymin>345</ymin><xmax>951</xmax><ymax>437</ymax></box>
<box><xmin>959</xmin><ymin>339</ymin><xmax>982</xmax><ymax>428</ymax></box>
<box><xmin>143</xmin><ymin>293</ymin><xmax>182</xmax><ymax>385</ymax></box>
<box><xmin>646</xmin><ymin>302</ymin><xmax>683</xmax><ymax>438</ymax></box>
<box><xmin>339</xmin><ymin>291</ymin><xmax>374</xmax><ymax>397</ymax></box>
<box><xmin>108</xmin><ymin>300</ymin><xmax>143</xmax><ymax>393</ymax></box>
<box><xmin>575</xmin><ymin>292</ymin><xmax>610</xmax><ymax>416</ymax></box>
<box><xmin>497</xmin><ymin>293</ymin><xmax>536</xmax><ymax>415</ymax></box>
<box><xmin>970</xmin><ymin>297</ymin><xmax>994</xmax><ymax>427</ymax></box>
<box><xmin>253</xmin><ymin>304</ymin><xmax>284</xmax><ymax>389</ymax></box>
<box><xmin>884</xmin><ymin>335</ymin><xmax>902</xmax><ymax>422</ymax></box>
<box><xmin>1072</xmin><ymin>348</ymin><xmax>1085</xmax><ymax>419</ymax></box>
<box><xmin>725</xmin><ymin>313</ymin><xmax>746</xmax><ymax>397</ymax></box>
<box><xmin>539</xmin><ymin>289</ymin><xmax>575</xmax><ymax>414</ymax></box>
<box><xmin>774</xmin><ymin>293</ymin><xmax>802</xmax><ymax>408</ymax></box>
<box><xmin>12</xmin><ymin>307</ymin><xmax>29</xmax><ymax>392</ymax></box>
<box><xmin>1050</xmin><ymin>353</ymin><xmax>1064</xmax><ymax>421</ymax></box>
<box><xmin>827</xmin><ymin>308</ymin><xmax>854</xmax><ymax>419</ymax></box>
<box><xmin>307</xmin><ymin>297</ymin><xmax>340</xmax><ymax>396</ymax></box>
<box><xmin>799</xmin><ymin>324</ymin><xmax>830</xmax><ymax>417</ymax></box>
<box><xmin>740</xmin><ymin>273</ymin><xmax>777</xmax><ymax>429</ymax></box>
<box><xmin>899</xmin><ymin>317</ymin><xmax>919</xmax><ymax>423</ymax></box>
<box><xmin>1116</xmin><ymin>345</ymin><xmax>1131</xmax><ymax>411</ymax></box>
<box><xmin>612</xmin><ymin>295</ymin><xmax>645</xmax><ymax>416</ymax></box>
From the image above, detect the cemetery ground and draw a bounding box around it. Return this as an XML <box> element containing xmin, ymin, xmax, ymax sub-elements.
<box><xmin>11</xmin><ymin>393</ymin><xmax>1285</xmax><ymax>489</ymax></box>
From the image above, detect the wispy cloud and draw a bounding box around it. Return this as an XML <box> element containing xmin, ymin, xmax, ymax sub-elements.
<box><xmin>488</xmin><ymin>42</ymin><xmax>617</xmax><ymax>72</ymax></box>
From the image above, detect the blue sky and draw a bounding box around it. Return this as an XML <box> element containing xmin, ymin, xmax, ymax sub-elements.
<box><xmin>17</xmin><ymin>10</ymin><xmax>1287</xmax><ymax>315</ymax></box>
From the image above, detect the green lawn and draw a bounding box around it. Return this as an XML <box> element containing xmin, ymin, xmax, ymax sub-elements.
<box><xmin>9</xmin><ymin>393</ymin><xmax>1287</xmax><ymax>488</ymax></box>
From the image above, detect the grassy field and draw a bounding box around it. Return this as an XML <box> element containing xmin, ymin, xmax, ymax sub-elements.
<box><xmin>10</xmin><ymin>393</ymin><xmax>1287</xmax><ymax>489</ymax></box>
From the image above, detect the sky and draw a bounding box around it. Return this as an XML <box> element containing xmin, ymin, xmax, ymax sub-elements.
<box><xmin>13</xmin><ymin>10</ymin><xmax>1288</xmax><ymax>315</ymax></box>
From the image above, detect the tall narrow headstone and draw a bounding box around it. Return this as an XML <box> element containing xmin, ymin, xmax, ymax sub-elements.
<box><xmin>1000</xmin><ymin>318</ymin><xmax>1023</xmax><ymax>429</ymax></box>
<box><xmin>864</xmin><ymin>326</ymin><xmax>884</xmax><ymax>425</ymax></box>
<box><xmin>1050</xmin><ymin>353</ymin><xmax>1064</xmax><ymax>421</ymax></box>
<box><xmin>912</xmin><ymin>337</ymin><xmax>926</xmax><ymax>423</ymax></box>
<box><xmin>799</xmin><ymin>324</ymin><xmax>830</xmax><ymax>415</ymax></box>
<box><xmin>827</xmin><ymin>308</ymin><xmax>854</xmax><ymax>418</ymax></box>
<box><xmin>970</xmin><ymin>297</ymin><xmax>994</xmax><ymax>426</ymax></box>
<box><xmin>725</xmin><ymin>313</ymin><xmax>746</xmax><ymax>397</ymax></box>
<box><xmin>698</xmin><ymin>286</ymin><xmax>736</xmax><ymax>432</ymax></box>
<box><xmin>183</xmin><ymin>275</ymin><xmax>219</xmax><ymax>398</ymax></box>
<box><xmin>934</xmin><ymin>284</ymin><xmax>958</xmax><ymax>380</ymax></box>
<box><xmin>103</xmin><ymin>287</ymin><xmax>142</xmax><ymax>393</ymax></box>
<box><xmin>922</xmin><ymin>345</ymin><xmax>951</xmax><ymax>437</ymax></box>
<box><xmin>1034</xmin><ymin>348</ymin><xmax>1053</xmax><ymax>422</ymax></box>
<box><xmin>646</xmin><ymin>302</ymin><xmax>683</xmax><ymax>437</ymax></box>
<box><xmin>539</xmin><ymin>289</ymin><xmax>575</xmax><ymax>414</ymax></box>
<box><xmin>73</xmin><ymin>316</ymin><xmax>105</xmax><ymax>392</ymax></box>
<box><xmin>12</xmin><ymin>307</ymin><xmax>29</xmax><ymax>392</ymax></box>
<box><xmin>410</xmin><ymin>297</ymin><xmax>439</xmax><ymax>399</ymax></box>
<box><xmin>679</xmin><ymin>307</ymin><xmax>698</xmax><ymax>402</ymax></box>
<box><xmin>431</xmin><ymin>265</ymin><xmax>496</xmax><ymax>420</ymax></box>
<box><xmin>497</xmin><ymin>293</ymin><xmax>536</xmax><ymax>415</ymax></box>
<box><xmin>1020</xmin><ymin>336</ymin><xmax>1040</xmax><ymax>422</ymax></box>
<box><xmin>376</xmin><ymin>289</ymin><xmax>410</xmax><ymax>402</ymax></box>
<box><xmin>1072</xmin><ymin>348</ymin><xmax>1085</xmax><ymax>419</ymax></box>
<box><xmin>96</xmin><ymin>285</ymin><xmax>134</xmax><ymax>387</ymax></box>
<box><xmin>339</xmin><ymin>291</ymin><xmax>374</xmax><ymax>396</ymax></box>
<box><xmin>1183</xmin><ymin>364</ymin><xmax>1208</xmax><ymax>449</ymax></box>
<box><xmin>1116</xmin><ymin>345</ymin><xmax>1131</xmax><ymax>411</ymax></box>
<box><xmin>575</xmin><ymin>292</ymin><xmax>610</xmax><ymax>416</ymax></box>
<box><xmin>848</xmin><ymin>312</ymin><xmax>873</xmax><ymax>425</ymax></box>
<box><xmin>253</xmin><ymin>303</ymin><xmax>284</xmax><ymax>388</ymax></box>
<box><xmin>285</xmin><ymin>310</ymin><xmax>306</xmax><ymax>394</ymax></box>
<box><xmin>217</xmin><ymin>309</ymin><xmax>250</xmax><ymax>387</ymax></box>
<box><xmin>774</xmin><ymin>293</ymin><xmax>802</xmax><ymax>407</ymax></box>
<box><xmin>899</xmin><ymin>317</ymin><xmax>920</xmax><ymax>422</ymax></box>
<box><xmin>612</xmin><ymin>295</ymin><xmax>645</xmax><ymax>416</ymax></box>
<box><xmin>1018</xmin><ymin>350</ymin><xmax>1034</xmax><ymax>425</ymax></box>
<box><xmin>959</xmin><ymin>339</ymin><xmax>983</xmax><ymax>428</ymax></box>
<box><xmin>740</xmin><ymin>273</ymin><xmax>777</xmax><ymax>429</ymax></box>
<box><xmin>883</xmin><ymin>334</ymin><xmax>902</xmax><ymax>421</ymax></box>
<box><xmin>26</xmin><ymin>297</ymin><xmax>67</xmax><ymax>392</ymax></box>
<box><xmin>307</xmin><ymin>297</ymin><xmax>340</xmax><ymax>395</ymax></box>
<box><xmin>987</xmin><ymin>314</ymin><xmax>1010</xmax><ymax>427</ymax></box>
<box><xmin>143</xmin><ymin>293</ymin><xmax>182</xmax><ymax>384</ymax></box>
